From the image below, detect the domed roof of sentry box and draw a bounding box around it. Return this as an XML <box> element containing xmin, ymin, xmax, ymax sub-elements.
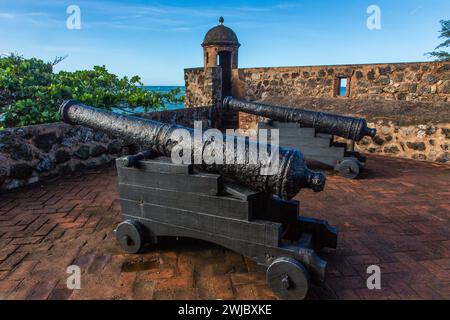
<box><xmin>202</xmin><ymin>17</ymin><xmax>240</xmax><ymax>47</ymax></box>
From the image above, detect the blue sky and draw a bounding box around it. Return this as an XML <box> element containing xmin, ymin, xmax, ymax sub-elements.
<box><xmin>0</xmin><ymin>0</ymin><xmax>448</xmax><ymax>85</ymax></box>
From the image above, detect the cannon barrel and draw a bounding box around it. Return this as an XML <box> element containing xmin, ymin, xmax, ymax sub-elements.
<box><xmin>223</xmin><ymin>97</ymin><xmax>376</xmax><ymax>141</ymax></box>
<box><xmin>60</xmin><ymin>100</ymin><xmax>326</xmax><ymax>200</ymax></box>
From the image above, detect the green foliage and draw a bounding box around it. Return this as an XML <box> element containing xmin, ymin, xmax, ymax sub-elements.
<box><xmin>0</xmin><ymin>54</ymin><xmax>184</xmax><ymax>128</ymax></box>
<box><xmin>426</xmin><ymin>20</ymin><xmax>450</xmax><ymax>61</ymax></box>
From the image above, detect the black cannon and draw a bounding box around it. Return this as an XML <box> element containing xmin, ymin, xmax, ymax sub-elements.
<box><xmin>60</xmin><ymin>100</ymin><xmax>338</xmax><ymax>300</ymax></box>
<box><xmin>223</xmin><ymin>97</ymin><xmax>376</xmax><ymax>179</ymax></box>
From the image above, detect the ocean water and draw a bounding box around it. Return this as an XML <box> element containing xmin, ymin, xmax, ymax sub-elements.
<box><xmin>144</xmin><ymin>86</ymin><xmax>185</xmax><ymax>110</ymax></box>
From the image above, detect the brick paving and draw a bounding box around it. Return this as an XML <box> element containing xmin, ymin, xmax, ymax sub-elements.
<box><xmin>0</xmin><ymin>155</ymin><xmax>449</xmax><ymax>300</ymax></box>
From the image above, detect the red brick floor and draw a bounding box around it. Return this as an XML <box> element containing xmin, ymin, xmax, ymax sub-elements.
<box><xmin>0</xmin><ymin>155</ymin><xmax>449</xmax><ymax>300</ymax></box>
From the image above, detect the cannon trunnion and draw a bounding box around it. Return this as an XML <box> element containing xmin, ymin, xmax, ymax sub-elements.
<box><xmin>115</xmin><ymin>155</ymin><xmax>337</xmax><ymax>300</ymax></box>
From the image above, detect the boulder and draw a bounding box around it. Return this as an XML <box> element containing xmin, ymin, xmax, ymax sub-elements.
<box><xmin>36</xmin><ymin>155</ymin><xmax>56</xmax><ymax>173</ymax></box>
<box><xmin>436</xmin><ymin>152</ymin><xmax>450</xmax><ymax>163</ymax></box>
<box><xmin>74</xmin><ymin>145</ymin><xmax>90</xmax><ymax>160</ymax></box>
<box><xmin>9</xmin><ymin>163</ymin><xmax>34</xmax><ymax>179</ymax></box>
<box><xmin>384</xmin><ymin>145</ymin><xmax>400</xmax><ymax>154</ymax></box>
<box><xmin>33</xmin><ymin>132</ymin><xmax>59</xmax><ymax>152</ymax></box>
<box><xmin>55</xmin><ymin>149</ymin><xmax>71</xmax><ymax>164</ymax></box>
<box><xmin>0</xmin><ymin>166</ymin><xmax>7</xmax><ymax>185</ymax></box>
<box><xmin>406</xmin><ymin>142</ymin><xmax>426</xmax><ymax>151</ymax></box>
<box><xmin>10</xmin><ymin>144</ymin><xmax>33</xmax><ymax>161</ymax></box>
<box><xmin>91</xmin><ymin>145</ymin><xmax>107</xmax><ymax>157</ymax></box>
<box><xmin>107</xmin><ymin>140</ymin><xmax>122</xmax><ymax>154</ymax></box>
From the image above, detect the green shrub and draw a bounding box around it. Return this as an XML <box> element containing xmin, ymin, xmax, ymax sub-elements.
<box><xmin>0</xmin><ymin>54</ymin><xmax>184</xmax><ymax>128</ymax></box>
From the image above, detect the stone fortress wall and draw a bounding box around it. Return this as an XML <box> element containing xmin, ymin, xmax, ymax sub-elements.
<box><xmin>0</xmin><ymin>106</ymin><xmax>216</xmax><ymax>191</ymax></box>
<box><xmin>184</xmin><ymin>61</ymin><xmax>450</xmax><ymax>163</ymax></box>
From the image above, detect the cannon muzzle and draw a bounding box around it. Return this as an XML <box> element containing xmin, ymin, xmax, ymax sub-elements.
<box><xmin>223</xmin><ymin>96</ymin><xmax>376</xmax><ymax>141</ymax></box>
<box><xmin>60</xmin><ymin>100</ymin><xmax>326</xmax><ymax>200</ymax></box>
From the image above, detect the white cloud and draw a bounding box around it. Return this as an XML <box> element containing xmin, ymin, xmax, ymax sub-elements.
<box><xmin>0</xmin><ymin>12</ymin><xmax>16</xmax><ymax>19</ymax></box>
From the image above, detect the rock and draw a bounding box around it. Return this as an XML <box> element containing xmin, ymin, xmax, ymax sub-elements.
<box><xmin>436</xmin><ymin>64</ymin><xmax>450</xmax><ymax>74</ymax></box>
<box><xmin>400</xmin><ymin>127</ymin><xmax>414</xmax><ymax>137</ymax></box>
<box><xmin>406</xmin><ymin>142</ymin><xmax>426</xmax><ymax>151</ymax></box>
<box><xmin>9</xmin><ymin>163</ymin><xmax>34</xmax><ymax>179</ymax></box>
<box><xmin>36</xmin><ymin>155</ymin><xmax>55</xmax><ymax>173</ymax></box>
<box><xmin>373</xmin><ymin>135</ymin><xmax>385</xmax><ymax>146</ymax></box>
<box><xmin>74</xmin><ymin>162</ymin><xmax>87</xmax><ymax>171</ymax></box>
<box><xmin>384</xmin><ymin>145</ymin><xmax>400</xmax><ymax>154</ymax></box>
<box><xmin>33</xmin><ymin>132</ymin><xmax>59</xmax><ymax>152</ymax></box>
<box><xmin>425</xmin><ymin>125</ymin><xmax>436</xmax><ymax>135</ymax></box>
<box><xmin>429</xmin><ymin>139</ymin><xmax>435</xmax><ymax>146</ymax></box>
<box><xmin>10</xmin><ymin>144</ymin><xmax>33</xmax><ymax>161</ymax></box>
<box><xmin>396</xmin><ymin>93</ymin><xmax>407</xmax><ymax>100</ymax></box>
<box><xmin>378</xmin><ymin>66</ymin><xmax>391</xmax><ymax>75</ymax></box>
<box><xmin>367</xmin><ymin>70</ymin><xmax>375</xmax><ymax>80</ymax></box>
<box><xmin>438</xmin><ymin>80</ymin><xmax>450</xmax><ymax>94</ymax></box>
<box><xmin>393</xmin><ymin>73</ymin><xmax>404</xmax><ymax>82</ymax></box>
<box><xmin>55</xmin><ymin>149</ymin><xmax>71</xmax><ymax>164</ymax></box>
<box><xmin>62</xmin><ymin>127</ymin><xmax>94</xmax><ymax>147</ymax></box>
<box><xmin>418</xmin><ymin>85</ymin><xmax>432</xmax><ymax>95</ymax></box>
<box><xmin>416</xmin><ymin>130</ymin><xmax>426</xmax><ymax>139</ymax></box>
<box><xmin>441</xmin><ymin>143</ymin><xmax>449</xmax><ymax>151</ymax></box>
<box><xmin>58</xmin><ymin>165</ymin><xmax>72</xmax><ymax>175</ymax></box>
<box><xmin>442</xmin><ymin>128</ymin><xmax>450</xmax><ymax>139</ymax></box>
<box><xmin>107</xmin><ymin>140</ymin><xmax>122</xmax><ymax>154</ymax></box>
<box><xmin>307</xmin><ymin>79</ymin><xmax>316</xmax><ymax>88</ymax></box>
<box><xmin>0</xmin><ymin>166</ymin><xmax>7</xmax><ymax>185</ymax></box>
<box><xmin>74</xmin><ymin>145</ymin><xmax>90</xmax><ymax>160</ymax></box>
<box><xmin>398</xmin><ymin>83</ymin><xmax>415</xmax><ymax>93</ymax></box>
<box><xmin>91</xmin><ymin>145</ymin><xmax>107</xmax><ymax>157</ymax></box>
<box><xmin>412</xmin><ymin>154</ymin><xmax>427</xmax><ymax>161</ymax></box>
<box><xmin>378</xmin><ymin>76</ymin><xmax>390</xmax><ymax>85</ymax></box>
<box><xmin>368</xmin><ymin>148</ymin><xmax>378</xmax><ymax>153</ymax></box>
<box><xmin>381</xmin><ymin>126</ymin><xmax>391</xmax><ymax>135</ymax></box>
<box><xmin>423</xmin><ymin>74</ymin><xmax>438</xmax><ymax>84</ymax></box>
<box><xmin>385</xmin><ymin>135</ymin><xmax>393</xmax><ymax>142</ymax></box>
<box><xmin>4</xmin><ymin>179</ymin><xmax>21</xmax><ymax>190</ymax></box>
<box><xmin>355</xmin><ymin>71</ymin><xmax>363</xmax><ymax>79</ymax></box>
<box><xmin>358</xmin><ymin>137</ymin><xmax>371</xmax><ymax>146</ymax></box>
<box><xmin>436</xmin><ymin>152</ymin><xmax>450</xmax><ymax>163</ymax></box>
<box><xmin>93</xmin><ymin>132</ymin><xmax>109</xmax><ymax>143</ymax></box>
<box><xmin>383</xmin><ymin>86</ymin><xmax>397</xmax><ymax>93</ymax></box>
<box><xmin>27</xmin><ymin>176</ymin><xmax>39</xmax><ymax>185</ymax></box>
<box><xmin>0</xmin><ymin>131</ymin><xmax>12</xmax><ymax>143</ymax></box>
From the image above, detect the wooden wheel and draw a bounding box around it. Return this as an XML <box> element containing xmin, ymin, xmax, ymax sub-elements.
<box><xmin>115</xmin><ymin>220</ymin><xmax>146</xmax><ymax>254</ymax></box>
<box><xmin>267</xmin><ymin>257</ymin><xmax>310</xmax><ymax>300</ymax></box>
<box><xmin>337</xmin><ymin>159</ymin><xmax>360</xmax><ymax>179</ymax></box>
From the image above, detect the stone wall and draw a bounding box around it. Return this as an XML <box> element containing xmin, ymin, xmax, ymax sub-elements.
<box><xmin>234</xmin><ymin>96</ymin><xmax>450</xmax><ymax>164</ymax></box>
<box><xmin>184</xmin><ymin>67</ymin><xmax>222</xmax><ymax>108</ymax></box>
<box><xmin>357</xmin><ymin>121</ymin><xmax>449</xmax><ymax>163</ymax></box>
<box><xmin>231</xmin><ymin>62</ymin><xmax>450</xmax><ymax>102</ymax></box>
<box><xmin>0</xmin><ymin>106</ymin><xmax>216</xmax><ymax>191</ymax></box>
